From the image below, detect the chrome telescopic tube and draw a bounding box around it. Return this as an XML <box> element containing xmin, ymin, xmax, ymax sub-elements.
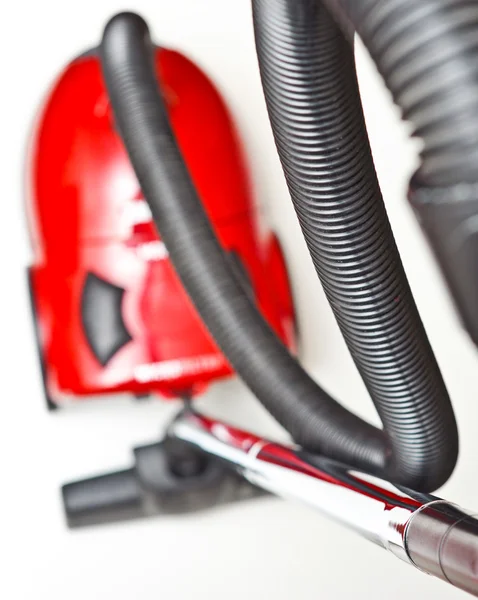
<box><xmin>169</xmin><ymin>411</ymin><xmax>478</xmax><ymax>597</ymax></box>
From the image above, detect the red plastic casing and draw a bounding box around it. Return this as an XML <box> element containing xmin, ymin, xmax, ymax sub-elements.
<box><xmin>26</xmin><ymin>48</ymin><xmax>296</xmax><ymax>405</ymax></box>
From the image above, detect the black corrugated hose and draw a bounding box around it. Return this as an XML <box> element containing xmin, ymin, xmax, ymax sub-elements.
<box><xmin>99</xmin><ymin>2</ymin><xmax>477</xmax><ymax>491</ymax></box>
<box><xmin>251</xmin><ymin>0</ymin><xmax>459</xmax><ymax>492</ymax></box>
<box><xmin>320</xmin><ymin>0</ymin><xmax>478</xmax><ymax>350</ymax></box>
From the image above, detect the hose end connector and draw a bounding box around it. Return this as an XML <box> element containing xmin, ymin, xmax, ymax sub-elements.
<box><xmin>406</xmin><ymin>501</ymin><xmax>478</xmax><ymax>596</ymax></box>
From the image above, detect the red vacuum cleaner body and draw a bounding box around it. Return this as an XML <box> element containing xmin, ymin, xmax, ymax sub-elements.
<box><xmin>26</xmin><ymin>47</ymin><xmax>296</xmax><ymax>408</ymax></box>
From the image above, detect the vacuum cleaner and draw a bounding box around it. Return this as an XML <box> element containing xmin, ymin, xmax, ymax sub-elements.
<box><xmin>30</xmin><ymin>2</ymin><xmax>478</xmax><ymax>597</ymax></box>
<box><xmin>26</xmin><ymin>38</ymin><xmax>296</xmax><ymax>408</ymax></box>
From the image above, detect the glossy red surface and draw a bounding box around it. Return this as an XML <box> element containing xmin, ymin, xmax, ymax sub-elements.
<box><xmin>26</xmin><ymin>47</ymin><xmax>296</xmax><ymax>405</ymax></box>
<box><xmin>187</xmin><ymin>412</ymin><xmax>424</xmax><ymax>512</ymax></box>
<box><xmin>188</xmin><ymin>412</ymin><xmax>266</xmax><ymax>452</ymax></box>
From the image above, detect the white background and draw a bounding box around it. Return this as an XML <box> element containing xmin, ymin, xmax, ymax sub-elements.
<box><xmin>2</xmin><ymin>1</ymin><xmax>478</xmax><ymax>598</ymax></box>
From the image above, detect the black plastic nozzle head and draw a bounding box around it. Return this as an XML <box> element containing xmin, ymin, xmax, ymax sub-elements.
<box><xmin>62</xmin><ymin>438</ymin><xmax>265</xmax><ymax>528</ymax></box>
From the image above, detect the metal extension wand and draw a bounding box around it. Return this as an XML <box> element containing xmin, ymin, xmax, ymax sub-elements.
<box><xmin>169</xmin><ymin>410</ymin><xmax>478</xmax><ymax>598</ymax></box>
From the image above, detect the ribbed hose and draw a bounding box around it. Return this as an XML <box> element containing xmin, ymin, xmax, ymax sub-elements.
<box><xmin>252</xmin><ymin>0</ymin><xmax>458</xmax><ymax>492</ymax></box>
<box><xmin>319</xmin><ymin>0</ymin><xmax>478</xmax><ymax>350</ymax></box>
<box><xmin>100</xmin><ymin>12</ymin><xmax>386</xmax><ymax>478</ymax></box>
<box><xmin>100</xmin><ymin>11</ymin><xmax>457</xmax><ymax>491</ymax></box>
<box><xmin>322</xmin><ymin>0</ymin><xmax>478</xmax><ymax>187</ymax></box>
